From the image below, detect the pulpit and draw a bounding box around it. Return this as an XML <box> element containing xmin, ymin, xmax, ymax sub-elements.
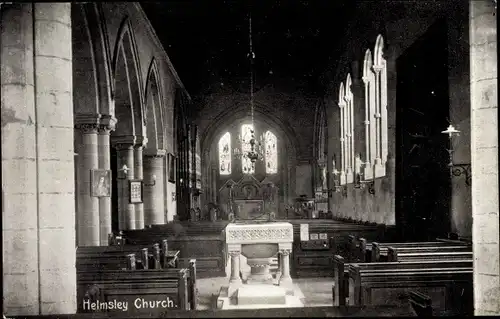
<box><xmin>217</xmin><ymin>222</ymin><xmax>303</xmax><ymax>309</ymax></box>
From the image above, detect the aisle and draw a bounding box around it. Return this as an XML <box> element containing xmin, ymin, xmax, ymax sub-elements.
<box><xmin>195</xmin><ymin>277</ymin><xmax>335</xmax><ymax>310</ymax></box>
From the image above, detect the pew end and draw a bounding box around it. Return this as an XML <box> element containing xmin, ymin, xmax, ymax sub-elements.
<box><xmin>409</xmin><ymin>291</ymin><xmax>433</xmax><ymax>317</ymax></box>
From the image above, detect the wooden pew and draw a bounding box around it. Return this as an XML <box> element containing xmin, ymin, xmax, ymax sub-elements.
<box><xmin>77</xmin><ymin>259</ymin><xmax>198</xmax><ymax>312</ymax></box>
<box><xmin>371</xmin><ymin>241</ymin><xmax>470</xmax><ymax>262</ymax></box>
<box><xmin>409</xmin><ymin>291</ymin><xmax>433</xmax><ymax>316</ymax></box>
<box><xmin>347</xmin><ymin>260</ymin><xmax>472</xmax><ymax>314</ymax></box>
<box><xmin>76</xmin><ymin>242</ymin><xmax>180</xmax><ymax>272</ymax></box>
<box><xmin>123</xmin><ymin>229</ymin><xmax>226</xmax><ymax>278</ymax></box>
<box><xmin>387</xmin><ymin>246</ymin><xmax>472</xmax><ymax>262</ymax></box>
<box><xmin>333</xmin><ymin>254</ymin><xmax>472</xmax><ymax>307</ymax></box>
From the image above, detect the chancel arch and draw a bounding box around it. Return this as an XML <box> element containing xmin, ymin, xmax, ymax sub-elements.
<box><xmin>200</xmin><ymin>108</ymin><xmax>298</xmax><ymax>220</ymax></box>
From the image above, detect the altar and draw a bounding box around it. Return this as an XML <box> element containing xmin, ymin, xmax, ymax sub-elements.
<box><xmin>217</xmin><ymin>221</ymin><xmax>303</xmax><ymax>309</ymax></box>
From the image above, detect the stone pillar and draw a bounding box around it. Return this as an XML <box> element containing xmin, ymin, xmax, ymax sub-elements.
<box><xmin>2</xmin><ymin>4</ymin><xmax>39</xmax><ymax>315</ymax></box>
<box><xmin>3</xmin><ymin>3</ymin><xmax>76</xmax><ymax>315</ymax></box>
<box><xmin>115</xmin><ymin>142</ymin><xmax>136</xmax><ymax>230</ymax></box>
<box><xmin>75</xmin><ymin>116</ymin><xmax>100</xmax><ymax>246</ymax></box>
<box><xmin>134</xmin><ymin>143</ymin><xmax>145</xmax><ymax>229</ymax></box>
<box><xmin>279</xmin><ymin>249</ymin><xmax>292</xmax><ymax>284</ymax></box>
<box><xmin>35</xmin><ymin>4</ymin><xmax>76</xmax><ymax>314</ymax></box>
<box><xmin>144</xmin><ymin>150</ymin><xmax>166</xmax><ymax>225</ymax></box>
<box><xmin>98</xmin><ymin>115</ymin><xmax>115</xmax><ymax>245</ymax></box>
<box><xmin>470</xmin><ymin>0</ymin><xmax>499</xmax><ymax>315</ymax></box>
<box><xmin>229</xmin><ymin>251</ymin><xmax>242</xmax><ymax>284</ymax></box>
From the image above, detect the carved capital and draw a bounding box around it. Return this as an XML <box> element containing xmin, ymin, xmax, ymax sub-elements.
<box><xmin>114</xmin><ymin>143</ymin><xmax>134</xmax><ymax>151</ymax></box>
<box><xmin>99</xmin><ymin>114</ymin><xmax>117</xmax><ymax>133</ymax></box>
<box><xmin>372</xmin><ymin>64</ymin><xmax>384</xmax><ymax>74</ymax></box>
<box><xmin>145</xmin><ymin>149</ymin><xmax>167</xmax><ymax>158</ymax></box>
<box><xmin>135</xmin><ymin>136</ymin><xmax>148</xmax><ymax>148</ymax></box>
<box><xmin>76</xmin><ymin>123</ymin><xmax>99</xmax><ymax>134</ymax></box>
<box><xmin>228</xmin><ymin>251</ymin><xmax>241</xmax><ymax>257</ymax></box>
<box><xmin>279</xmin><ymin>249</ymin><xmax>292</xmax><ymax>256</ymax></box>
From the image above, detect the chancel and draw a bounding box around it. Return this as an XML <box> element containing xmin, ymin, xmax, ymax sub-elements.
<box><xmin>1</xmin><ymin>0</ymin><xmax>498</xmax><ymax>318</ymax></box>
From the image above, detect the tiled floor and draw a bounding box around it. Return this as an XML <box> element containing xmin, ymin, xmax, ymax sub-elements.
<box><xmin>196</xmin><ymin>276</ymin><xmax>334</xmax><ymax>310</ymax></box>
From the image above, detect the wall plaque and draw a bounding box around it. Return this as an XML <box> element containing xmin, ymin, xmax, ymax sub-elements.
<box><xmin>129</xmin><ymin>180</ymin><xmax>143</xmax><ymax>203</ymax></box>
<box><xmin>91</xmin><ymin>169</ymin><xmax>111</xmax><ymax>197</ymax></box>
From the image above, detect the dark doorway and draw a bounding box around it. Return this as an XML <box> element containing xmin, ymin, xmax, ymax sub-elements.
<box><xmin>396</xmin><ymin>19</ymin><xmax>451</xmax><ymax>241</ymax></box>
<box><xmin>111</xmin><ymin>147</ymin><xmax>119</xmax><ymax>232</ymax></box>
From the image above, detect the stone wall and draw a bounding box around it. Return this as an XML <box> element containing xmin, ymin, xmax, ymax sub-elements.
<box><xmin>322</xmin><ymin>1</ymin><xmax>466</xmax><ymax>226</ymax></box>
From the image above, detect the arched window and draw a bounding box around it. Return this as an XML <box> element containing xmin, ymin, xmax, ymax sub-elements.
<box><xmin>373</xmin><ymin>34</ymin><xmax>388</xmax><ymax>177</ymax></box>
<box><xmin>265</xmin><ymin>131</ymin><xmax>278</xmax><ymax>174</ymax></box>
<box><xmin>362</xmin><ymin>48</ymin><xmax>376</xmax><ymax>180</ymax></box>
<box><xmin>218</xmin><ymin>132</ymin><xmax>231</xmax><ymax>175</ymax></box>
<box><xmin>241</xmin><ymin>124</ymin><xmax>255</xmax><ymax>174</ymax></box>
<box><xmin>345</xmin><ymin>73</ymin><xmax>355</xmax><ymax>183</ymax></box>
<box><xmin>338</xmin><ymin>82</ymin><xmax>347</xmax><ymax>185</ymax></box>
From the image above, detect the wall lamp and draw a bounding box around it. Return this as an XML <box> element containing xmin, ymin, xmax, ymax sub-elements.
<box><xmin>117</xmin><ymin>164</ymin><xmax>129</xmax><ymax>180</ymax></box>
<box><xmin>144</xmin><ymin>174</ymin><xmax>157</xmax><ymax>187</ymax></box>
<box><xmin>442</xmin><ymin>124</ymin><xmax>471</xmax><ymax>186</ymax></box>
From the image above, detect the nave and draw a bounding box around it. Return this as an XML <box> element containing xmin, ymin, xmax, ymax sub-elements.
<box><xmin>1</xmin><ymin>0</ymin><xmax>498</xmax><ymax>317</ymax></box>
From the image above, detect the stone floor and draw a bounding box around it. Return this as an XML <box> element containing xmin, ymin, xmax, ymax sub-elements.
<box><xmin>196</xmin><ymin>276</ymin><xmax>334</xmax><ymax>310</ymax></box>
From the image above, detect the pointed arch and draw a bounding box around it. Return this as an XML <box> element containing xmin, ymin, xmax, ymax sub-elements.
<box><xmin>144</xmin><ymin>57</ymin><xmax>165</xmax><ymax>152</ymax></box>
<box><xmin>84</xmin><ymin>3</ymin><xmax>114</xmax><ymax>116</ymax></box>
<box><xmin>218</xmin><ymin>132</ymin><xmax>231</xmax><ymax>175</ymax></box>
<box><xmin>265</xmin><ymin>130</ymin><xmax>278</xmax><ymax>174</ymax></box>
<box><xmin>374</xmin><ymin>34</ymin><xmax>385</xmax><ymax>67</ymax></box>
<box><xmin>72</xmin><ymin>4</ymin><xmax>99</xmax><ymax>115</ymax></box>
<box><xmin>344</xmin><ymin>73</ymin><xmax>354</xmax><ymax>183</ymax></box>
<box><xmin>363</xmin><ymin>49</ymin><xmax>376</xmax><ymax>179</ymax></box>
<box><xmin>241</xmin><ymin>124</ymin><xmax>255</xmax><ymax>174</ymax></box>
<box><xmin>373</xmin><ymin>34</ymin><xmax>388</xmax><ymax>177</ymax></box>
<box><xmin>338</xmin><ymin>82</ymin><xmax>346</xmax><ymax>183</ymax></box>
<box><xmin>112</xmin><ymin>16</ymin><xmax>145</xmax><ymax>138</ymax></box>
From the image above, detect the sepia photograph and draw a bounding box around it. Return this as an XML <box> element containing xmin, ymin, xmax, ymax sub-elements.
<box><xmin>0</xmin><ymin>0</ymin><xmax>498</xmax><ymax>318</ymax></box>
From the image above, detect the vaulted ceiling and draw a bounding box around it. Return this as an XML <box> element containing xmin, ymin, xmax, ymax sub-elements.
<box><xmin>141</xmin><ymin>0</ymin><xmax>358</xmax><ymax>96</ymax></box>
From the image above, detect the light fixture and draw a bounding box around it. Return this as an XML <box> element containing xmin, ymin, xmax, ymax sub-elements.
<box><xmin>330</xmin><ymin>169</ymin><xmax>343</xmax><ymax>194</ymax></box>
<box><xmin>117</xmin><ymin>164</ymin><xmax>129</xmax><ymax>180</ymax></box>
<box><xmin>442</xmin><ymin>124</ymin><xmax>471</xmax><ymax>186</ymax></box>
<box><xmin>353</xmin><ymin>155</ymin><xmax>376</xmax><ymax>195</ymax></box>
<box><xmin>231</xmin><ymin>11</ymin><xmax>264</xmax><ymax>165</ymax></box>
<box><xmin>144</xmin><ymin>174</ymin><xmax>156</xmax><ymax>187</ymax></box>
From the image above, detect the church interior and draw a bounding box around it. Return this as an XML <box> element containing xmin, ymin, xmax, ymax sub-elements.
<box><xmin>1</xmin><ymin>0</ymin><xmax>498</xmax><ymax>317</ymax></box>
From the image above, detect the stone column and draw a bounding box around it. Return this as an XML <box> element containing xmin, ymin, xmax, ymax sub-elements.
<box><xmin>279</xmin><ymin>249</ymin><xmax>292</xmax><ymax>285</ymax></box>
<box><xmin>2</xmin><ymin>4</ymin><xmax>39</xmax><ymax>315</ymax></box>
<box><xmin>75</xmin><ymin>116</ymin><xmax>100</xmax><ymax>246</ymax></box>
<box><xmin>35</xmin><ymin>4</ymin><xmax>76</xmax><ymax>314</ymax></box>
<box><xmin>134</xmin><ymin>142</ymin><xmax>145</xmax><ymax>229</ymax></box>
<box><xmin>115</xmin><ymin>142</ymin><xmax>136</xmax><ymax>230</ymax></box>
<box><xmin>144</xmin><ymin>150</ymin><xmax>166</xmax><ymax>225</ymax></box>
<box><xmin>98</xmin><ymin>115</ymin><xmax>115</xmax><ymax>245</ymax></box>
<box><xmin>470</xmin><ymin>0</ymin><xmax>499</xmax><ymax>315</ymax></box>
<box><xmin>229</xmin><ymin>251</ymin><xmax>242</xmax><ymax>284</ymax></box>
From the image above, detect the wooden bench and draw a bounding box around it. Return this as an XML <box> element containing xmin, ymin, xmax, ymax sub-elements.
<box><xmin>408</xmin><ymin>290</ymin><xmax>472</xmax><ymax>316</ymax></box>
<box><xmin>77</xmin><ymin>259</ymin><xmax>197</xmax><ymax>312</ymax></box>
<box><xmin>347</xmin><ymin>260</ymin><xmax>472</xmax><ymax>314</ymax></box>
<box><xmin>77</xmin><ymin>241</ymin><xmax>180</xmax><ymax>271</ymax></box>
<box><xmin>387</xmin><ymin>247</ymin><xmax>472</xmax><ymax>262</ymax></box>
<box><xmin>123</xmin><ymin>229</ymin><xmax>226</xmax><ymax>278</ymax></box>
<box><xmin>371</xmin><ymin>241</ymin><xmax>470</xmax><ymax>262</ymax></box>
<box><xmin>333</xmin><ymin>254</ymin><xmax>472</xmax><ymax>307</ymax></box>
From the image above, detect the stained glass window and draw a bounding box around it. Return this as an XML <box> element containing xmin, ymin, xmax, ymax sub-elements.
<box><xmin>241</xmin><ymin>124</ymin><xmax>255</xmax><ymax>174</ymax></box>
<box><xmin>218</xmin><ymin>132</ymin><xmax>231</xmax><ymax>175</ymax></box>
<box><xmin>265</xmin><ymin>131</ymin><xmax>278</xmax><ymax>174</ymax></box>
